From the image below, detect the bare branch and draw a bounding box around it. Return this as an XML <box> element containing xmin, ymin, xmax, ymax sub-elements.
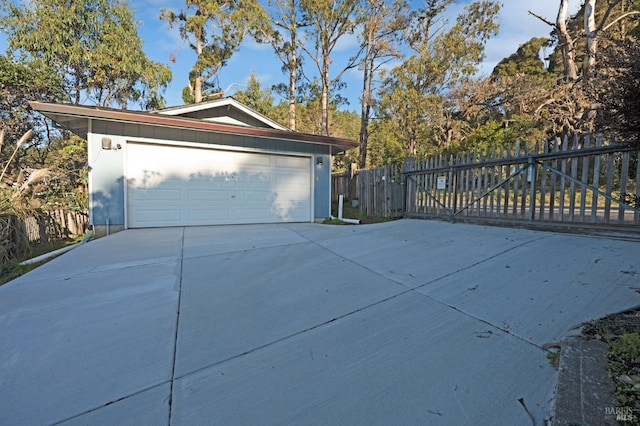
<box><xmin>534</xmin><ymin>98</ymin><xmax>557</xmax><ymax>117</ymax></box>
<box><xmin>601</xmin><ymin>11</ymin><xmax>640</xmax><ymax>33</ymax></box>
<box><xmin>527</xmin><ymin>10</ymin><xmax>555</xmax><ymax>27</ymax></box>
<box><xmin>597</xmin><ymin>0</ymin><xmax>621</xmax><ymax>31</ymax></box>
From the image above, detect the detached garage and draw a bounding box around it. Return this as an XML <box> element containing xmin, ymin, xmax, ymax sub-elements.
<box><xmin>30</xmin><ymin>99</ymin><xmax>357</xmax><ymax>235</ymax></box>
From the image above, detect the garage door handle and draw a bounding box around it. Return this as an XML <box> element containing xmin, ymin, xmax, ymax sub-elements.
<box><xmin>231</xmin><ymin>195</ymin><xmax>236</xmax><ymax>198</ymax></box>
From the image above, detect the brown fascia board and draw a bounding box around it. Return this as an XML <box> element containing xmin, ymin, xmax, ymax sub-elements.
<box><xmin>29</xmin><ymin>101</ymin><xmax>358</xmax><ymax>151</ymax></box>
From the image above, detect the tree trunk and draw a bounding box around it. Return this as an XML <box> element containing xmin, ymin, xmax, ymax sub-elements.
<box><xmin>359</xmin><ymin>24</ymin><xmax>374</xmax><ymax>169</ymax></box>
<box><xmin>194</xmin><ymin>77</ymin><xmax>203</xmax><ymax>103</ymax></box>
<box><xmin>321</xmin><ymin>50</ymin><xmax>330</xmax><ymax>136</ymax></box>
<box><xmin>408</xmin><ymin>130</ymin><xmax>417</xmax><ymax>157</ymax></box>
<box><xmin>583</xmin><ymin>0</ymin><xmax>597</xmax><ymax>80</ymax></box>
<box><xmin>194</xmin><ymin>35</ymin><xmax>204</xmax><ymax>103</ymax></box>
<box><xmin>359</xmin><ymin>98</ymin><xmax>370</xmax><ymax>169</ymax></box>
<box><xmin>556</xmin><ymin>0</ymin><xmax>579</xmax><ymax>81</ymax></box>
<box><xmin>288</xmin><ymin>31</ymin><xmax>297</xmax><ymax>131</ymax></box>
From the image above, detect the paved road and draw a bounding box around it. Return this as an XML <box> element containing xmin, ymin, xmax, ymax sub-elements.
<box><xmin>1</xmin><ymin>220</ymin><xmax>639</xmax><ymax>425</ymax></box>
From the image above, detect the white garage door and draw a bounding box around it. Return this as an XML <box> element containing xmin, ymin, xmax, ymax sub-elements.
<box><xmin>126</xmin><ymin>142</ymin><xmax>311</xmax><ymax>227</ymax></box>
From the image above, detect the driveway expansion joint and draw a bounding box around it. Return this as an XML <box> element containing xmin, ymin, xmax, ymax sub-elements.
<box><xmin>291</xmin><ymin>226</ymin><xmax>552</xmax><ymax>351</ymax></box>
<box><xmin>50</xmin><ymin>382</ymin><xmax>171</xmax><ymax>426</ymax></box>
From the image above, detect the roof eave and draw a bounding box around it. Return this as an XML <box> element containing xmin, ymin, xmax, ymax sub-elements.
<box><xmin>29</xmin><ymin>102</ymin><xmax>358</xmax><ymax>152</ymax></box>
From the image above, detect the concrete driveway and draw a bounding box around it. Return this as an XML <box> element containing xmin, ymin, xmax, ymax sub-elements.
<box><xmin>1</xmin><ymin>219</ymin><xmax>639</xmax><ymax>425</ymax></box>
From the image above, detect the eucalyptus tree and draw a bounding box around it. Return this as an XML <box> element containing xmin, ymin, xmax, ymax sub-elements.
<box><xmin>161</xmin><ymin>0</ymin><xmax>267</xmax><ymax>104</ymax></box>
<box><xmin>299</xmin><ymin>0</ymin><xmax>365</xmax><ymax>136</ymax></box>
<box><xmin>0</xmin><ymin>0</ymin><xmax>171</xmax><ymax>109</ymax></box>
<box><xmin>526</xmin><ymin>0</ymin><xmax>639</xmax><ymax>132</ymax></box>
<box><xmin>357</xmin><ymin>0</ymin><xmax>408</xmax><ymax>168</ymax></box>
<box><xmin>530</xmin><ymin>0</ymin><xmax>640</xmax><ymax>83</ymax></box>
<box><xmin>377</xmin><ymin>0</ymin><xmax>500</xmax><ymax>156</ymax></box>
<box><xmin>255</xmin><ymin>0</ymin><xmax>307</xmax><ymax>130</ymax></box>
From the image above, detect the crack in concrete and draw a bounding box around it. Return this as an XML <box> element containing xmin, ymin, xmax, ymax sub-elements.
<box><xmin>167</xmin><ymin>227</ymin><xmax>186</xmax><ymax>425</ymax></box>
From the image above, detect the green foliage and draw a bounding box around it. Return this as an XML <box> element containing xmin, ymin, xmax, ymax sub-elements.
<box><xmin>161</xmin><ymin>0</ymin><xmax>267</xmax><ymax>104</ymax></box>
<box><xmin>39</xmin><ymin>136</ymin><xmax>88</xmax><ymax>211</ymax></box>
<box><xmin>0</xmin><ymin>55</ymin><xmax>62</xmax><ymax>146</ymax></box>
<box><xmin>367</xmin><ymin>121</ymin><xmax>405</xmax><ymax>168</ymax></box>
<box><xmin>299</xmin><ymin>0</ymin><xmax>364</xmax><ymax>135</ymax></box>
<box><xmin>0</xmin><ymin>260</ymin><xmax>43</xmax><ymax>286</ymax></box>
<box><xmin>0</xmin><ymin>236</ymin><xmax>82</xmax><ymax>285</ymax></box>
<box><xmin>492</xmin><ymin>37</ymin><xmax>550</xmax><ymax>79</ymax></box>
<box><xmin>232</xmin><ymin>73</ymin><xmax>274</xmax><ymax>116</ymax></box>
<box><xmin>377</xmin><ymin>1</ymin><xmax>500</xmax><ymax>156</ymax></box>
<box><xmin>0</xmin><ymin>0</ymin><xmax>171</xmax><ymax>109</ymax></box>
<box><xmin>461</xmin><ymin>115</ymin><xmax>546</xmax><ymax>155</ymax></box>
<box><xmin>610</xmin><ymin>333</ymin><xmax>640</xmax><ymax>415</ymax></box>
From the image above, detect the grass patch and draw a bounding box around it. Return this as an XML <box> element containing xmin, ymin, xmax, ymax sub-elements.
<box><xmin>582</xmin><ymin>308</ymin><xmax>640</xmax><ymax>424</ymax></box>
<box><xmin>327</xmin><ymin>200</ymin><xmax>400</xmax><ymax>225</ymax></box>
<box><xmin>0</xmin><ymin>260</ymin><xmax>48</xmax><ymax>285</ymax></box>
<box><xmin>0</xmin><ymin>236</ymin><xmax>84</xmax><ymax>286</ymax></box>
<box><xmin>546</xmin><ymin>351</ymin><xmax>561</xmax><ymax>369</ymax></box>
<box><xmin>28</xmin><ymin>237</ymin><xmax>82</xmax><ymax>259</ymax></box>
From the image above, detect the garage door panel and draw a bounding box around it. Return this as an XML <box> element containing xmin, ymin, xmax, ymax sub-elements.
<box><xmin>187</xmin><ymin>189</ymin><xmax>230</xmax><ymax>202</ymax></box>
<box><xmin>127</xmin><ymin>143</ymin><xmax>311</xmax><ymax>227</ymax></box>
<box><xmin>235</xmin><ymin>209</ymin><xmax>272</xmax><ymax>221</ymax></box>
<box><xmin>241</xmin><ymin>155</ymin><xmax>272</xmax><ymax>167</ymax></box>
<box><xmin>187</xmin><ymin>208</ymin><xmax>231</xmax><ymax>222</ymax></box>
<box><xmin>132</xmin><ymin>209</ymin><xmax>183</xmax><ymax>225</ymax></box>
<box><xmin>275</xmin><ymin>156</ymin><xmax>308</xmax><ymax>169</ymax></box>
<box><xmin>129</xmin><ymin>188</ymin><xmax>183</xmax><ymax>202</ymax></box>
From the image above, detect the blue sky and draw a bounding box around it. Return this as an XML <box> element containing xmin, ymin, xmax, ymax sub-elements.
<box><xmin>1</xmin><ymin>0</ymin><xmax>582</xmax><ymax>110</ymax></box>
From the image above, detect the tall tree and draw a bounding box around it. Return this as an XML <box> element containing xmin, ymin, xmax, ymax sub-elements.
<box><xmin>378</xmin><ymin>1</ymin><xmax>500</xmax><ymax>156</ymax></box>
<box><xmin>300</xmin><ymin>0</ymin><xmax>364</xmax><ymax>136</ymax></box>
<box><xmin>256</xmin><ymin>0</ymin><xmax>307</xmax><ymax>130</ymax></box>
<box><xmin>161</xmin><ymin>0</ymin><xmax>267</xmax><ymax>104</ymax></box>
<box><xmin>0</xmin><ymin>55</ymin><xmax>61</xmax><ymax>137</ymax></box>
<box><xmin>357</xmin><ymin>0</ymin><xmax>408</xmax><ymax>168</ymax></box>
<box><xmin>527</xmin><ymin>0</ymin><xmax>640</xmax><ymax>132</ymax></box>
<box><xmin>0</xmin><ymin>0</ymin><xmax>171</xmax><ymax>109</ymax></box>
<box><xmin>490</xmin><ymin>37</ymin><xmax>554</xmax><ymax>121</ymax></box>
<box><xmin>530</xmin><ymin>0</ymin><xmax>640</xmax><ymax>82</ymax></box>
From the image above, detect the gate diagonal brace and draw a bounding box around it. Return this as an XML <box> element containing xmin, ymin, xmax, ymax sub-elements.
<box><xmin>406</xmin><ymin>174</ymin><xmax>453</xmax><ymax>216</ymax></box>
<box><xmin>537</xmin><ymin>161</ymin><xmax>640</xmax><ymax>214</ymax></box>
<box><xmin>453</xmin><ymin>165</ymin><xmax>529</xmax><ymax>217</ymax></box>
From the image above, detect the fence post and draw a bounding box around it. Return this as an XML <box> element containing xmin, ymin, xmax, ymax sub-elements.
<box><xmin>528</xmin><ymin>156</ymin><xmax>536</xmax><ymax>221</ymax></box>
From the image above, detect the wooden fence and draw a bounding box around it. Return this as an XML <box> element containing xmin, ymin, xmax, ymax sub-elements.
<box><xmin>332</xmin><ymin>165</ymin><xmax>404</xmax><ymax>218</ymax></box>
<box><xmin>22</xmin><ymin>209</ymin><xmax>88</xmax><ymax>243</ymax></box>
<box><xmin>0</xmin><ymin>209</ymin><xmax>88</xmax><ymax>263</ymax></box>
<box><xmin>332</xmin><ymin>134</ymin><xmax>640</xmax><ymax>233</ymax></box>
<box><xmin>404</xmin><ymin>134</ymin><xmax>640</xmax><ymax>232</ymax></box>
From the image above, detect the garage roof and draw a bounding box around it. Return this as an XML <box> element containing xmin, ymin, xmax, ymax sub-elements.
<box><xmin>156</xmin><ymin>97</ymin><xmax>290</xmax><ymax>131</ymax></box>
<box><xmin>29</xmin><ymin>101</ymin><xmax>358</xmax><ymax>152</ymax></box>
